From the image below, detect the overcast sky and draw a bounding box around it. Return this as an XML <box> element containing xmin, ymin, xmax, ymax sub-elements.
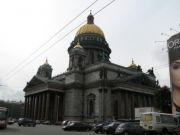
<box><xmin>0</xmin><ymin>0</ymin><xmax>180</xmax><ymax>101</ymax></box>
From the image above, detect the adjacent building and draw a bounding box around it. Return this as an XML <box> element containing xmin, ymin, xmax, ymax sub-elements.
<box><xmin>23</xmin><ymin>13</ymin><xmax>159</xmax><ymax>123</ymax></box>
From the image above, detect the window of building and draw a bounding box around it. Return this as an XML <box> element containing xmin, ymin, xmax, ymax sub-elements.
<box><xmin>87</xmin><ymin>94</ymin><xmax>96</xmax><ymax>117</ymax></box>
<box><xmin>90</xmin><ymin>51</ymin><xmax>94</xmax><ymax>64</ymax></box>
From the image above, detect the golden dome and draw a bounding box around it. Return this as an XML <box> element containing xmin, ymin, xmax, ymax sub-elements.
<box><xmin>76</xmin><ymin>13</ymin><xmax>105</xmax><ymax>38</ymax></box>
<box><xmin>76</xmin><ymin>24</ymin><xmax>104</xmax><ymax>37</ymax></box>
<box><xmin>128</xmin><ymin>59</ymin><xmax>137</xmax><ymax>68</ymax></box>
<box><xmin>74</xmin><ymin>42</ymin><xmax>83</xmax><ymax>49</ymax></box>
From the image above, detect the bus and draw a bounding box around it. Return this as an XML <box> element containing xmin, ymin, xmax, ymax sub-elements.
<box><xmin>140</xmin><ymin>112</ymin><xmax>178</xmax><ymax>134</ymax></box>
<box><xmin>0</xmin><ymin>107</ymin><xmax>8</xmax><ymax>129</ymax></box>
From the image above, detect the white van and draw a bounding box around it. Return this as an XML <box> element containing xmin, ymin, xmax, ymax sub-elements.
<box><xmin>140</xmin><ymin>112</ymin><xmax>178</xmax><ymax>134</ymax></box>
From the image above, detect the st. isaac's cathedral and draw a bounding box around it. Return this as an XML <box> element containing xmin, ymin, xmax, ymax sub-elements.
<box><xmin>23</xmin><ymin>13</ymin><xmax>159</xmax><ymax>123</ymax></box>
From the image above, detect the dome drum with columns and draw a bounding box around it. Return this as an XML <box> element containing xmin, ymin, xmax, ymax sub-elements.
<box><xmin>23</xmin><ymin>13</ymin><xmax>159</xmax><ymax>123</ymax></box>
<box><xmin>68</xmin><ymin>13</ymin><xmax>111</xmax><ymax>65</ymax></box>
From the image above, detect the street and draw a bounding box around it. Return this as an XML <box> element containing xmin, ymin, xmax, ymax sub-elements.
<box><xmin>0</xmin><ymin>124</ymin><xmax>98</xmax><ymax>135</ymax></box>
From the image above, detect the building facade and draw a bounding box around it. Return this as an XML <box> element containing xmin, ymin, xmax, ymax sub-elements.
<box><xmin>23</xmin><ymin>13</ymin><xmax>159</xmax><ymax>123</ymax></box>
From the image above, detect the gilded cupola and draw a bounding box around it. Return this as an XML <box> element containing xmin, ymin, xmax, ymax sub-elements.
<box><xmin>76</xmin><ymin>13</ymin><xmax>105</xmax><ymax>38</ymax></box>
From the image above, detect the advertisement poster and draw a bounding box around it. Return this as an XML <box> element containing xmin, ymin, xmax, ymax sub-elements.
<box><xmin>167</xmin><ymin>33</ymin><xmax>180</xmax><ymax>114</ymax></box>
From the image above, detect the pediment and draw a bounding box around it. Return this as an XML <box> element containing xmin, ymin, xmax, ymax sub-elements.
<box><xmin>24</xmin><ymin>76</ymin><xmax>47</xmax><ymax>89</ymax></box>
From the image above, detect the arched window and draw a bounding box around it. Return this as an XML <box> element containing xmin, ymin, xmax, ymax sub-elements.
<box><xmin>89</xmin><ymin>100</ymin><xmax>94</xmax><ymax>116</ymax></box>
<box><xmin>87</xmin><ymin>93</ymin><xmax>96</xmax><ymax>117</ymax></box>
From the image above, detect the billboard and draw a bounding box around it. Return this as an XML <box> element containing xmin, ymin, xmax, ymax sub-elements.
<box><xmin>167</xmin><ymin>33</ymin><xmax>180</xmax><ymax>114</ymax></box>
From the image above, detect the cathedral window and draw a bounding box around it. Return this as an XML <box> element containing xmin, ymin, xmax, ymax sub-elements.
<box><xmin>91</xmin><ymin>52</ymin><xmax>94</xmax><ymax>64</ymax></box>
<box><xmin>99</xmin><ymin>38</ymin><xmax>102</xmax><ymax>42</ymax></box>
<box><xmin>87</xmin><ymin>93</ymin><xmax>96</xmax><ymax>117</ymax></box>
<box><xmin>87</xmin><ymin>36</ymin><xmax>90</xmax><ymax>40</ymax></box>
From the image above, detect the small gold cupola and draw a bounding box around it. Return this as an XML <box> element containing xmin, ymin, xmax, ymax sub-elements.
<box><xmin>45</xmin><ymin>58</ymin><xmax>48</xmax><ymax>64</ymax></box>
<box><xmin>73</xmin><ymin>42</ymin><xmax>83</xmax><ymax>49</ymax></box>
<box><xmin>128</xmin><ymin>59</ymin><xmax>137</xmax><ymax>69</ymax></box>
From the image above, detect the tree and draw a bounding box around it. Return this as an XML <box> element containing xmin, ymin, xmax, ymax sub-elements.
<box><xmin>153</xmin><ymin>86</ymin><xmax>172</xmax><ymax>113</ymax></box>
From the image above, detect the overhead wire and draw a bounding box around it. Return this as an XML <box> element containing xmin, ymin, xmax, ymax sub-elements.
<box><xmin>1</xmin><ymin>0</ymin><xmax>99</xmax><ymax>80</ymax></box>
<box><xmin>3</xmin><ymin>0</ymin><xmax>117</xmax><ymax>81</ymax></box>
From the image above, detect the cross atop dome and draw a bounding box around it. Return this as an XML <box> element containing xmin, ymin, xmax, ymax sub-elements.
<box><xmin>87</xmin><ymin>11</ymin><xmax>94</xmax><ymax>24</ymax></box>
<box><xmin>45</xmin><ymin>58</ymin><xmax>48</xmax><ymax>64</ymax></box>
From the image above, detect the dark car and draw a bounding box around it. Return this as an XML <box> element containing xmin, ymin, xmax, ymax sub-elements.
<box><xmin>62</xmin><ymin>122</ymin><xmax>92</xmax><ymax>131</ymax></box>
<box><xmin>42</xmin><ymin>120</ymin><xmax>51</xmax><ymax>125</ymax></box>
<box><xmin>115</xmin><ymin>122</ymin><xmax>145</xmax><ymax>135</ymax></box>
<box><xmin>62</xmin><ymin>120</ymin><xmax>69</xmax><ymax>126</ymax></box>
<box><xmin>93</xmin><ymin>122</ymin><xmax>110</xmax><ymax>134</ymax></box>
<box><xmin>103</xmin><ymin>122</ymin><xmax>121</xmax><ymax>134</ymax></box>
<box><xmin>8</xmin><ymin>118</ymin><xmax>15</xmax><ymax>125</ymax></box>
<box><xmin>174</xmin><ymin>127</ymin><xmax>180</xmax><ymax>135</ymax></box>
<box><xmin>18</xmin><ymin>118</ymin><xmax>36</xmax><ymax>127</ymax></box>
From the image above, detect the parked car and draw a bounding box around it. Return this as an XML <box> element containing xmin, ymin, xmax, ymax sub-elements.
<box><xmin>35</xmin><ymin>120</ymin><xmax>40</xmax><ymax>124</ymax></box>
<box><xmin>8</xmin><ymin>118</ymin><xmax>15</xmax><ymax>125</ymax></box>
<box><xmin>62</xmin><ymin>121</ymin><xmax>92</xmax><ymax>131</ymax></box>
<box><xmin>174</xmin><ymin>127</ymin><xmax>180</xmax><ymax>135</ymax></box>
<box><xmin>62</xmin><ymin>120</ymin><xmax>69</xmax><ymax>126</ymax></box>
<box><xmin>103</xmin><ymin>122</ymin><xmax>121</xmax><ymax>134</ymax></box>
<box><xmin>115</xmin><ymin>122</ymin><xmax>145</xmax><ymax>135</ymax></box>
<box><xmin>42</xmin><ymin>120</ymin><xmax>51</xmax><ymax>125</ymax></box>
<box><xmin>93</xmin><ymin>122</ymin><xmax>110</xmax><ymax>134</ymax></box>
<box><xmin>18</xmin><ymin>118</ymin><xmax>36</xmax><ymax>127</ymax></box>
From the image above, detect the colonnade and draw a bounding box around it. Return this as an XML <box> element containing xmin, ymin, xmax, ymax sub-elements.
<box><xmin>24</xmin><ymin>92</ymin><xmax>63</xmax><ymax>122</ymax></box>
<box><xmin>113</xmin><ymin>90</ymin><xmax>153</xmax><ymax>119</ymax></box>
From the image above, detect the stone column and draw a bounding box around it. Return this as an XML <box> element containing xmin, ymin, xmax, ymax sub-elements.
<box><xmin>41</xmin><ymin>93</ymin><xmax>45</xmax><ymax>120</ymax></box>
<box><xmin>24</xmin><ymin>97</ymin><xmax>26</xmax><ymax>117</ymax></box>
<box><xmin>45</xmin><ymin>93</ymin><xmax>50</xmax><ymax>120</ymax></box>
<box><xmin>144</xmin><ymin>95</ymin><xmax>148</xmax><ymax>107</ymax></box>
<box><xmin>98</xmin><ymin>89</ymin><xmax>102</xmax><ymax>121</ymax></box>
<box><xmin>120</xmin><ymin>91</ymin><xmax>125</xmax><ymax>118</ymax></box>
<box><xmin>37</xmin><ymin>94</ymin><xmax>41</xmax><ymax>120</ymax></box>
<box><xmin>29</xmin><ymin>96</ymin><xmax>32</xmax><ymax>118</ymax></box>
<box><xmin>24</xmin><ymin>97</ymin><xmax>27</xmax><ymax>117</ymax></box>
<box><xmin>59</xmin><ymin>95</ymin><xmax>63</xmax><ymax>121</ymax></box>
<box><xmin>26</xmin><ymin>96</ymin><xmax>30</xmax><ymax>118</ymax></box>
<box><xmin>125</xmin><ymin>91</ymin><xmax>129</xmax><ymax>118</ymax></box>
<box><xmin>33</xmin><ymin>96</ymin><xmax>37</xmax><ymax>120</ymax></box>
<box><xmin>127</xmin><ymin>92</ymin><xmax>131</xmax><ymax>118</ymax></box>
<box><xmin>148</xmin><ymin>96</ymin><xmax>151</xmax><ymax>107</ymax></box>
<box><xmin>138</xmin><ymin>94</ymin><xmax>142</xmax><ymax>107</ymax></box>
<box><xmin>104</xmin><ymin>88</ymin><xmax>112</xmax><ymax>120</ymax></box>
<box><xmin>35</xmin><ymin>95</ymin><xmax>39</xmax><ymax>120</ymax></box>
<box><xmin>131</xmin><ymin>93</ymin><xmax>135</xmax><ymax>119</ymax></box>
<box><xmin>117</xmin><ymin>92</ymin><xmax>121</xmax><ymax>119</ymax></box>
<box><xmin>54</xmin><ymin>94</ymin><xmax>59</xmax><ymax>122</ymax></box>
<box><xmin>57</xmin><ymin>95</ymin><xmax>60</xmax><ymax>122</ymax></box>
<box><xmin>31</xmin><ymin>96</ymin><xmax>35</xmax><ymax>119</ymax></box>
<box><xmin>26</xmin><ymin>97</ymin><xmax>29</xmax><ymax>117</ymax></box>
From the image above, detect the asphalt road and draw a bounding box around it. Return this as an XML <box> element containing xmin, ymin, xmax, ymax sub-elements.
<box><xmin>0</xmin><ymin>124</ymin><xmax>98</xmax><ymax>135</ymax></box>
